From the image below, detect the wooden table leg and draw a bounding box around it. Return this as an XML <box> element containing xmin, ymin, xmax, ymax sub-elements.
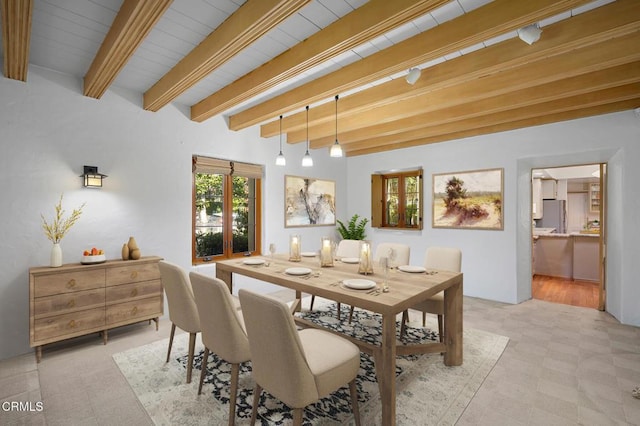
<box><xmin>443</xmin><ymin>278</ymin><xmax>463</xmax><ymax>366</ymax></box>
<box><xmin>216</xmin><ymin>268</ymin><xmax>233</xmax><ymax>293</ymax></box>
<box><xmin>379</xmin><ymin>313</ymin><xmax>397</xmax><ymax>425</ymax></box>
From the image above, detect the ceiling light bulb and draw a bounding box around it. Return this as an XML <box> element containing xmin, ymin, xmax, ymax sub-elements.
<box><xmin>302</xmin><ymin>151</ymin><xmax>313</xmax><ymax>167</ymax></box>
<box><xmin>518</xmin><ymin>24</ymin><xmax>542</xmax><ymax>45</ymax></box>
<box><xmin>330</xmin><ymin>140</ymin><xmax>343</xmax><ymax>157</ymax></box>
<box><xmin>406</xmin><ymin>68</ymin><xmax>421</xmax><ymax>85</ymax></box>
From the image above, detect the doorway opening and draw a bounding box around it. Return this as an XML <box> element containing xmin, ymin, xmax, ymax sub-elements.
<box><xmin>531</xmin><ymin>163</ymin><xmax>605</xmax><ymax>309</ymax></box>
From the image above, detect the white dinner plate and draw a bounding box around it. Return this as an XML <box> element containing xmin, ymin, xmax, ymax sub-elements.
<box><xmin>398</xmin><ymin>265</ymin><xmax>426</xmax><ymax>273</ymax></box>
<box><xmin>285</xmin><ymin>267</ymin><xmax>312</xmax><ymax>276</ymax></box>
<box><xmin>301</xmin><ymin>252</ymin><xmax>317</xmax><ymax>257</ymax></box>
<box><xmin>343</xmin><ymin>278</ymin><xmax>376</xmax><ymax>290</ymax></box>
<box><xmin>340</xmin><ymin>257</ymin><xmax>360</xmax><ymax>264</ymax></box>
<box><xmin>243</xmin><ymin>258</ymin><xmax>265</xmax><ymax>265</ymax></box>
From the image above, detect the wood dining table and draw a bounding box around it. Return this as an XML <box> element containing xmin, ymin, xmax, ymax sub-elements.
<box><xmin>215</xmin><ymin>254</ymin><xmax>463</xmax><ymax>426</ymax></box>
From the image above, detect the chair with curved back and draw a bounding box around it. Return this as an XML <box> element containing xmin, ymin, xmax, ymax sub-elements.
<box><xmin>347</xmin><ymin>242</ymin><xmax>410</xmax><ymax>323</ymax></box>
<box><xmin>400</xmin><ymin>247</ymin><xmax>462</xmax><ymax>340</ymax></box>
<box><xmin>239</xmin><ymin>289</ymin><xmax>361</xmax><ymax>426</ymax></box>
<box><xmin>373</xmin><ymin>242</ymin><xmax>410</xmax><ymax>268</ymax></box>
<box><xmin>158</xmin><ymin>261</ymin><xmax>201</xmax><ymax>383</ymax></box>
<box><xmin>309</xmin><ymin>239</ymin><xmax>361</xmax><ymax>318</ymax></box>
<box><xmin>189</xmin><ymin>272</ymin><xmax>251</xmax><ymax>426</ymax></box>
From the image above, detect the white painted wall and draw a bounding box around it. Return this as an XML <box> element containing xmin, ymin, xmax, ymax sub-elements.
<box><xmin>0</xmin><ymin>67</ymin><xmax>346</xmax><ymax>360</ymax></box>
<box><xmin>1</xmin><ymin>65</ymin><xmax>639</xmax><ymax>361</ymax></box>
<box><xmin>347</xmin><ymin>111</ymin><xmax>640</xmax><ymax>329</ymax></box>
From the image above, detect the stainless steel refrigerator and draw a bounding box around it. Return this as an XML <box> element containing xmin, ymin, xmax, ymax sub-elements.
<box><xmin>540</xmin><ymin>200</ymin><xmax>567</xmax><ymax>233</ymax></box>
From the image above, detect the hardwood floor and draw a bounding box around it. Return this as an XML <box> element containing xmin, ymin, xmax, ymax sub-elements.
<box><xmin>532</xmin><ymin>274</ymin><xmax>600</xmax><ymax>309</ymax></box>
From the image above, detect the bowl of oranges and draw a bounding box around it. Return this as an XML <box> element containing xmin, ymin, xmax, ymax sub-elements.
<box><xmin>81</xmin><ymin>247</ymin><xmax>106</xmax><ymax>264</ymax></box>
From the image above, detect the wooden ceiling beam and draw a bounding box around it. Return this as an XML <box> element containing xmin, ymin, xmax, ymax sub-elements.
<box><xmin>288</xmin><ymin>31</ymin><xmax>640</xmax><ymax>144</ymax></box>
<box><xmin>229</xmin><ymin>0</ymin><xmax>592</xmax><ymax>130</ymax></box>
<box><xmin>144</xmin><ymin>0</ymin><xmax>309</xmax><ymax>112</ymax></box>
<box><xmin>190</xmin><ymin>0</ymin><xmax>449</xmax><ymax>122</ymax></box>
<box><xmin>1</xmin><ymin>0</ymin><xmax>32</xmax><ymax>81</ymax></box>
<box><xmin>83</xmin><ymin>0</ymin><xmax>172</xmax><ymax>99</ymax></box>
<box><xmin>311</xmin><ymin>62</ymin><xmax>640</xmax><ymax>148</ymax></box>
<box><xmin>346</xmin><ymin>99</ymin><xmax>640</xmax><ymax>157</ymax></box>
<box><xmin>343</xmin><ymin>83</ymin><xmax>640</xmax><ymax>155</ymax></box>
<box><xmin>263</xmin><ymin>0</ymin><xmax>640</xmax><ymax>138</ymax></box>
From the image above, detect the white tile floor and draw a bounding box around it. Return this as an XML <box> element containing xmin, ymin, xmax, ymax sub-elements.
<box><xmin>1</xmin><ymin>295</ymin><xmax>639</xmax><ymax>425</ymax></box>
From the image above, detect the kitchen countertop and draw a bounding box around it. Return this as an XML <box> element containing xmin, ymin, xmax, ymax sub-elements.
<box><xmin>534</xmin><ymin>232</ymin><xmax>599</xmax><ymax>238</ymax></box>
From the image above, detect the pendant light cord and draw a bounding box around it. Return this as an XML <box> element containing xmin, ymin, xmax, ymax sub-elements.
<box><xmin>279</xmin><ymin>115</ymin><xmax>283</xmax><ymax>151</ymax></box>
<box><xmin>335</xmin><ymin>95</ymin><xmax>338</xmax><ymax>138</ymax></box>
<box><xmin>306</xmin><ymin>105</ymin><xmax>310</xmax><ymax>152</ymax></box>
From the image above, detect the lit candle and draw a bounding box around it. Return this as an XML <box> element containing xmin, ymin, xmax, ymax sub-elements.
<box><xmin>320</xmin><ymin>237</ymin><xmax>333</xmax><ymax>267</ymax></box>
<box><xmin>289</xmin><ymin>234</ymin><xmax>301</xmax><ymax>261</ymax></box>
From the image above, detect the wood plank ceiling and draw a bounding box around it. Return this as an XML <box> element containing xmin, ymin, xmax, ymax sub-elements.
<box><xmin>1</xmin><ymin>0</ymin><xmax>639</xmax><ymax>156</ymax></box>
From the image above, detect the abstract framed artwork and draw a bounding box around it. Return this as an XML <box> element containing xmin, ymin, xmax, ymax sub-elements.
<box><xmin>285</xmin><ymin>175</ymin><xmax>336</xmax><ymax>227</ymax></box>
<box><xmin>432</xmin><ymin>168</ymin><xmax>503</xmax><ymax>230</ymax></box>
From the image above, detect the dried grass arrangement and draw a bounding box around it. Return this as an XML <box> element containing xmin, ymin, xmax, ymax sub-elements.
<box><xmin>41</xmin><ymin>194</ymin><xmax>85</xmax><ymax>243</ymax></box>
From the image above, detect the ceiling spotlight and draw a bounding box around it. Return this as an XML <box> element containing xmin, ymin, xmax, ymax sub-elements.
<box><xmin>405</xmin><ymin>68</ymin><xmax>421</xmax><ymax>85</ymax></box>
<box><xmin>518</xmin><ymin>24</ymin><xmax>542</xmax><ymax>45</ymax></box>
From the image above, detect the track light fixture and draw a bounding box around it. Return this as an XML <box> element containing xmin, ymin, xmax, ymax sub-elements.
<box><xmin>301</xmin><ymin>106</ymin><xmax>313</xmax><ymax>167</ymax></box>
<box><xmin>330</xmin><ymin>95</ymin><xmax>343</xmax><ymax>158</ymax></box>
<box><xmin>518</xmin><ymin>23</ymin><xmax>542</xmax><ymax>45</ymax></box>
<box><xmin>406</xmin><ymin>67</ymin><xmax>421</xmax><ymax>85</ymax></box>
<box><xmin>275</xmin><ymin>115</ymin><xmax>286</xmax><ymax>166</ymax></box>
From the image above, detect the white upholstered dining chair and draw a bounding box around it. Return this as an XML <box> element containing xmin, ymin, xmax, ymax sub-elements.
<box><xmin>158</xmin><ymin>261</ymin><xmax>201</xmax><ymax>383</ymax></box>
<box><xmin>239</xmin><ymin>289</ymin><xmax>361</xmax><ymax>426</ymax></box>
<box><xmin>190</xmin><ymin>272</ymin><xmax>250</xmax><ymax>426</ymax></box>
<box><xmin>373</xmin><ymin>242</ymin><xmax>410</xmax><ymax>268</ymax></box>
<box><xmin>400</xmin><ymin>247</ymin><xmax>462</xmax><ymax>340</ymax></box>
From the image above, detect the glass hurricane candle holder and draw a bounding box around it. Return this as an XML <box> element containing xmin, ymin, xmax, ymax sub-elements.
<box><xmin>320</xmin><ymin>236</ymin><xmax>334</xmax><ymax>267</ymax></box>
<box><xmin>289</xmin><ymin>234</ymin><xmax>301</xmax><ymax>262</ymax></box>
<box><xmin>358</xmin><ymin>240</ymin><xmax>373</xmax><ymax>275</ymax></box>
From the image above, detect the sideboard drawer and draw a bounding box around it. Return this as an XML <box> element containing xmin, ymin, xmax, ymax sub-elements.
<box><xmin>34</xmin><ymin>288</ymin><xmax>105</xmax><ymax>318</ymax></box>
<box><xmin>105</xmin><ymin>279</ymin><xmax>162</xmax><ymax>304</ymax></box>
<box><xmin>34</xmin><ymin>269</ymin><xmax>105</xmax><ymax>298</ymax></box>
<box><xmin>34</xmin><ymin>308</ymin><xmax>105</xmax><ymax>342</ymax></box>
<box><xmin>106</xmin><ymin>263</ymin><xmax>160</xmax><ymax>286</ymax></box>
<box><xmin>106</xmin><ymin>296</ymin><xmax>163</xmax><ymax>325</ymax></box>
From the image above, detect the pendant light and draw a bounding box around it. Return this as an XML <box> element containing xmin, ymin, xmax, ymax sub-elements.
<box><xmin>275</xmin><ymin>115</ymin><xmax>286</xmax><ymax>166</ymax></box>
<box><xmin>301</xmin><ymin>105</ymin><xmax>313</xmax><ymax>167</ymax></box>
<box><xmin>330</xmin><ymin>95</ymin><xmax>343</xmax><ymax>158</ymax></box>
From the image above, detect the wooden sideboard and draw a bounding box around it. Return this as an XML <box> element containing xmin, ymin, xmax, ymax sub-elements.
<box><xmin>29</xmin><ymin>256</ymin><xmax>163</xmax><ymax>362</ymax></box>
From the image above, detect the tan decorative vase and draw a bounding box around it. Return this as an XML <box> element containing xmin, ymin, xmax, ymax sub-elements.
<box><xmin>127</xmin><ymin>236</ymin><xmax>139</xmax><ymax>251</ymax></box>
<box><xmin>121</xmin><ymin>243</ymin><xmax>129</xmax><ymax>261</ymax></box>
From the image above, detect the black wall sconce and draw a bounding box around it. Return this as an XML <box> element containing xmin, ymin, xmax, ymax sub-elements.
<box><xmin>81</xmin><ymin>166</ymin><xmax>107</xmax><ymax>188</ymax></box>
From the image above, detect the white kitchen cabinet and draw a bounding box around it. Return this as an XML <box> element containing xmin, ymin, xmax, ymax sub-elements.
<box><xmin>542</xmin><ymin>179</ymin><xmax>557</xmax><ymax>199</ymax></box>
<box><xmin>589</xmin><ymin>183</ymin><xmax>600</xmax><ymax>212</ymax></box>
<box><xmin>532</xmin><ymin>178</ymin><xmax>543</xmax><ymax>219</ymax></box>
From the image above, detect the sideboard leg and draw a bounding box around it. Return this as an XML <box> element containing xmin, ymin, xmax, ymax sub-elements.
<box><xmin>35</xmin><ymin>346</ymin><xmax>42</xmax><ymax>363</ymax></box>
<box><xmin>103</xmin><ymin>329</ymin><xmax>108</xmax><ymax>345</ymax></box>
<box><xmin>152</xmin><ymin>317</ymin><xmax>159</xmax><ymax>331</ymax></box>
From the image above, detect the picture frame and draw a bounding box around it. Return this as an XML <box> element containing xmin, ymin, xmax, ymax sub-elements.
<box><xmin>432</xmin><ymin>168</ymin><xmax>503</xmax><ymax>230</ymax></box>
<box><xmin>285</xmin><ymin>175</ymin><xmax>336</xmax><ymax>227</ymax></box>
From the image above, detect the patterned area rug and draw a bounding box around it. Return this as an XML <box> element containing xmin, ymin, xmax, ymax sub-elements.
<box><xmin>113</xmin><ymin>299</ymin><xmax>508</xmax><ymax>425</ymax></box>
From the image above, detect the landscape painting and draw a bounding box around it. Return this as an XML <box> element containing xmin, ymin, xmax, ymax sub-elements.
<box><xmin>432</xmin><ymin>168</ymin><xmax>503</xmax><ymax>230</ymax></box>
<box><xmin>285</xmin><ymin>175</ymin><xmax>336</xmax><ymax>227</ymax></box>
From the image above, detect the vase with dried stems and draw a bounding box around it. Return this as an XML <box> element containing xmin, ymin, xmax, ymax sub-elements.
<box><xmin>41</xmin><ymin>194</ymin><xmax>85</xmax><ymax>267</ymax></box>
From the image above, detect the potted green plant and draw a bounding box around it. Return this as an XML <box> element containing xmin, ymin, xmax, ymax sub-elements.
<box><xmin>336</xmin><ymin>214</ymin><xmax>369</xmax><ymax>240</ymax></box>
